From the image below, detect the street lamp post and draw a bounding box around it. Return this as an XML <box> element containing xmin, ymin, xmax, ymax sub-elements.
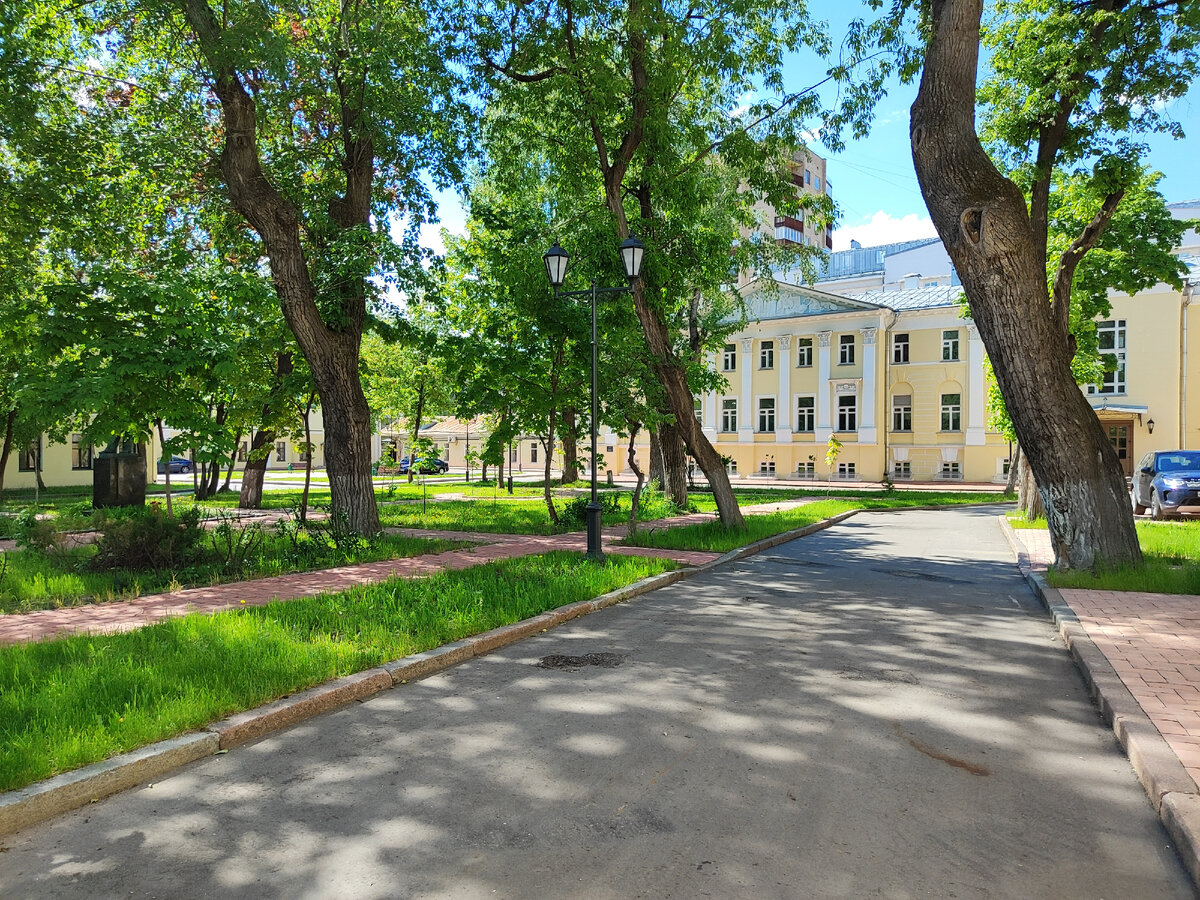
<box><xmin>543</xmin><ymin>237</ymin><xmax>646</xmax><ymax>563</ymax></box>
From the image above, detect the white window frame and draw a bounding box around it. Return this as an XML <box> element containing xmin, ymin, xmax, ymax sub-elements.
<box><xmin>893</xmin><ymin>333</ymin><xmax>909</xmax><ymax>364</ymax></box>
<box><xmin>795</xmin><ymin>337</ymin><xmax>813</xmax><ymax>367</ymax></box>
<box><xmin>891</xmin><ymin>395</ymin><xmax>912</xmax><ymax>432</ymax></box>
<box><xmin>759</xmin><ymin>340</ymin><xmax>774</xmax><ymax>370</ymax></box>
<box><xmin>757</xmin><ymin>396</ymin><xmax>776</xmax><ymax>433</ymax></box>
<box><xmin>795</xmin><ymin>395</ymin><xmax>815</xmax><ymax>432</ymax></box>
<box><xmin>722</xmin><ymin>343</ymin><xmax>737</xmax><ymax>371</ymax></box>
<box><xmin>837</xmin><ymin>395</ymin><xmax>857</xmax><ymax>432</ymax></box>
<box><xmin>839</xmin><ymin>334</ymin><xmax>855</xmax><ymax>365</ymax></box>
<box><xmin>1090</xmin><ymin>319</ymin><xmax>1127</xmax><ymax>395</ymax></box>
<box><xmin>940</xmin><ymin>393</ymin><xmax>962</xmax><ymax>432</ymax></box>
<box><xmin>942</xmin><ymin>329</ymin><xmax>960</xmax><ymax>361</ymax></box>
<box><xmin>721</xmin><ymin>398</ymin><xmax>738</xmax><ymax>433</ymax></box>
<box><xmin>893</xmin><ymin>460</ymin><xmax>912</xmax><ymax>480</ymax></box>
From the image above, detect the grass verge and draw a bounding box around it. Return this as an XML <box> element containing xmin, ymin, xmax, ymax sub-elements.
<box><xmin>622</xmin><ymin>495</ymin><xmax>1008</xmax><ymax>552</ymax></box>
<box><xmin>1046</xmin><ymin>519</ymin><xmax>1200</xmax><ymax>595</ymax></box>
<box><xmin>0</xmin><ymin>552</ymin><xmax>675</xmax><ymax>793</ymax></box>
<box><xmin>0</xmin><ymin>532</ymin><xmax>470</xmax><ymax>614</ymax></box>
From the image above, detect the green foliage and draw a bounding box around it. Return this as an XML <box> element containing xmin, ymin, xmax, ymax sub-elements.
<box><xmin>90</xmin><ymin>506</ymin><xmax>206</xmax><ymax>572</ymax></box>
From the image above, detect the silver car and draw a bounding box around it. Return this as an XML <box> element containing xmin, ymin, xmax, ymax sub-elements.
<box><xmin>1132</xmin><ymin>450</ymin><xmax>1200</xmax><ymax>519</ymax></box>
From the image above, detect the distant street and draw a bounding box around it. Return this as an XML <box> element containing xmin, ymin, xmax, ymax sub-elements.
<box><xmin>0</xmin><ymin>506</ymin><xmax>1189</xmax><ymax>898</ymax></box>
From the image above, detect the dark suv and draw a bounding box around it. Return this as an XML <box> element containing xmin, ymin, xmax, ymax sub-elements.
<box><xmin>1132</xmin><ymin>450</ymin><xmax>1200</xmax><ymax>519</ymax></box>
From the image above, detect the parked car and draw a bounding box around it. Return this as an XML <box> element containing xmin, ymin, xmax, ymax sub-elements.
<box><xmin>1132</xmin><ymin>450</ymin><xmax>1200</xmax><ymax>519</ymax></box>
<box><xmin>156</xmin><ymin>455</ymin><xmax>193</xmax><ymax>475</ymax></box>
<box><xmin>396</xmin><ymin>456</ymin><xmax>449</xmax><ymax>475</ymax></box>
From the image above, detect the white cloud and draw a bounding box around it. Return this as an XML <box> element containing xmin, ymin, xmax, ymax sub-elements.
<box><xmin>832</xmin><ymin>211</ymin><xmax>938</xmax><ymax>252</ymax></box>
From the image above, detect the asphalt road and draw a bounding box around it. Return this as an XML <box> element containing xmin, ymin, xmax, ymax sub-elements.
<box><xmin>0</xmin><ymin>506</ymin><xmax>1191</xmax><ymax>898</ymax></box>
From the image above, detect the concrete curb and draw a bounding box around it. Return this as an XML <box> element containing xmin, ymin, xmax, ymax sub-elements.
<box><xmin>0</xmin><ymin>732</ymin><xmax>218</xmax><ymax>837</ymax></box>
<box><xmin>0</xmin><ymin>510</ymin><xmax>854</xmax><ymax>838</ymax></box>
<box><xmin>998</xmin><ymin>516</ymin><xmax>1200</xmax><ymax>889</ymax></box>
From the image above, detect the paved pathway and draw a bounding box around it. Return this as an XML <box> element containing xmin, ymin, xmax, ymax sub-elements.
<box><xmin>1</xmin><ymin>498</ymin><xmax>821</xmax><ymax>644</ymax></box>
<box><xmin>1012</xmin><ymin>526</ymin><xmax>1200</xmax><ymax>790</ymax></box>
<box><xmin>0</xmin><ymin>507</ymin><xmax>1188</xmax><ymax>897</ymax></box>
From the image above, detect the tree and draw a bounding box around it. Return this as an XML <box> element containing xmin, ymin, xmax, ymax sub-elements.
<box><xmin>471</xmin><ymin>0</ymin><xmax>881</xmax><ymax>528</ymax></box>
<box><xmin>908</xmin><ymin>0</ymin><xmax>1199</xmax><ymax>569</ymax></box>
<box><xmin>14</xmin><ymin>0</ymin><xmax>469</xmax><ymax>533</ymax></box>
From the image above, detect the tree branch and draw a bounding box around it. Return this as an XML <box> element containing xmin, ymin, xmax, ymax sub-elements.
<box><xmin>1050</xmin><ymin>188</ymin><xmax>1125</xmax><ymax>336</ymax></box>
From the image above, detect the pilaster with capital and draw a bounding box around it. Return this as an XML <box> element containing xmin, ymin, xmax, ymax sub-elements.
<box><xmin>816</xmin><ymin>331</ymin><xmax>833</xmax><ymax>441</ymax></box>
<box><xmin>966</xmin><ymin>325</ymin><xmax>986</xmax><ymax>445</ymax></box>
<box><xmin>739</xmin><ymin>337</ymin><xmax>754</xmax><ymax>442</ymax></box>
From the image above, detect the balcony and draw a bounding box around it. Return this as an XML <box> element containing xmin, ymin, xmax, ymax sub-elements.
<box><xmin>774</xmin><ymin>215</ymin><xmax>804</xmax><ymax>232</ymax></box>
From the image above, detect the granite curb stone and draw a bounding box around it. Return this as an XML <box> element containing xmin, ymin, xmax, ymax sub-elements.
<box><xmin>0</xmin><ymin>733</ymin><xmax>219</xmax><ymax>837</ymax></box>
<box><xmin>999</xmin><ymin>516</ymin><xmax>1200</xmax><ymax>889</ymax></box>
<box><xmin>0</xmin><ymin>509</ymin><xmax>863</xmax><ymax>839</ymax></box>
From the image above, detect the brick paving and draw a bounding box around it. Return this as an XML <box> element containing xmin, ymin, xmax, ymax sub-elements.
<box><xmin>1015</xmin><ymin>526</ymin><xmax>1200</xmax><ymax>789</ymax></box>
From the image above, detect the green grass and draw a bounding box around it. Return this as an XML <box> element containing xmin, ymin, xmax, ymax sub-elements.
<box><xmin>622</xmin><ymin>493</ymin><xmax>1009</xmax><ymax>552</ymax></box>
<box><xmin>1006</xmin><ymin>512</ymin><xmax>1048</xmax><ymax>530</ymax></box>
<box><xmin>0</xmin><ymin>552</ymin><xmax>674</xmax><ymax>793</ymax></box>
<box><xmin>1047</xmin><ymin>519</ymin><xmax>1200</xmax><ymax>594</ymax></box>
<box><xmin>0</xmin><ymin>531</ymin><xmax>469</xmax><ymax>614</ymax></box>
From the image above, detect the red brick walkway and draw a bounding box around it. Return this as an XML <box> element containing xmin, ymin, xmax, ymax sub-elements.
<box><xmin>1015</xmin><ymin>526</ymin><xmax>1200</xmax><ymax>788</ymax></box>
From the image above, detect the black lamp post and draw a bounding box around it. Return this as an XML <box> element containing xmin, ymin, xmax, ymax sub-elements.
<box><xmin>544</xmin><ymin>236</ymin><xmax>646</xmax><ymax>562</ymax></box>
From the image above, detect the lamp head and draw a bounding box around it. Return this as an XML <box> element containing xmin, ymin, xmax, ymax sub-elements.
<box><xmin>619</xmin><ymin>235</ymin><xmax>646</xmax><ymax>280</ymax></box>
<box><xmin>543</xmin><ymin>242</ymin><xmax>570</xmax><ymax>289</ymax></box>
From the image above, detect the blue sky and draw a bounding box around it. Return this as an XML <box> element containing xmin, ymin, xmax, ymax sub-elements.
<box><xmin>421</xmin><ymin>6</ymin><xmax>1199</xmax><ymax>256</ymax></box>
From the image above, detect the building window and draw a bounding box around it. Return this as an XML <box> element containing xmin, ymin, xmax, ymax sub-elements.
<box><xmin>726</xmin><ymin>458</ymin><xmax>738</xmax><ymax>475</ymax></box>
<box><xmin>298</xmin><ymin>445</ymin><xmax>310</xmax><ymax>463</ymax></box>
<box><xmin>795</xmin><ymin>396</ymin><xmax>815</xmax><ymax>432</ymax></box>
<box><xmin>759</xmin><ymin>340</ymin><xmax>774</xmax><ymax>369</ymax></box>
<box><xmin>759</xmin><ymin>459</ymin><xmax>776</xmax><ymax>474</ymax></box>
<box><xmin>805</xmin><ymin>169</ymin><xmax>811</xmax><ymax>184</ymax></box>
<box><xmin>694</xmin><ymin>399</ymin><xmax>703</xmax><ymax>424</ymax></box>
<box><xmin>837</xmin><ymin>395</ymin><xmax>857</xmax><ymax>432</ymax></box>
<box><xmin>1091</xmin><ymin>319</ymin><xmax>1127</xmax><ymax>395</ymax></box>
<box><xmin>892</xmin><ymin>394</ymin><xmax>912</xmax><ymax>432</ymax></box>
<box><xmin>71</xmin><ymin>434</ymin><xmax>92</xmax><ymax>470</ymax></box>
<box><xmin>1002</xmin><ymin>455</ymin><xmax>1013</xmax><ymax>476</ymax></box>
<box><xmin>509</xmin><ymin>446</ymin><xmax>517</xmax><ymax>464</ymax></box>
<box><xmin>941</xmin><ymin>393</ymin><xmax>962</xmax><ymax>431</ymax></box>
<box><xmin>894</xmin><ymin>461</ymin><xmax>912</xmax><ymax>479</ymax></box>
<box><xmin>814</xmin><ymin>175</ymin><xmax>821</xmax><ymax>191</ymax></box>
<box><xmin>839</xmin><ymin>334</ymin><xmax>855</xmax><ymax>365</ymax></box>
<box><xmin>275</xmin><ymin>441</ymin><xmax>287</xmax><ymax>463</ymax></box>
<box><xmin>797</xmin><ymin>460</ymin><xmax>815</xmax><ymax>478</ymax></box>
<box><xmin>722</xmin><ymin>343</ymin><xmax>737</xmax><ymax>371</ymax></box>
<box><xmin>893</xmin><ymin>333</ymin><xmax>909</xmax><ymax>364</ymax></box>
<box><xmin>530</xmin><ymin>442</ymin><xmax>538</xmax><ymax>463</ymax></box>
<box><xmin>721</xmin><ymin>399</ymin><xmax>738</xmax><ymax>432</ymax></box>
<box><xmin>941</xmin><ymin>461</ymin><xmax>962</xmax><ymax>479</ymax></box>
<box><xmin>942</xmin><ymin>329</ymin><xmax>960</xmax><ymax>361</ymax></box>
<box><xmin>237</xmin><ymin>440</ymin><xmax>248</xmax><ymax>462</ymax></box>
<box><xmin>757</xmin><ymin>398</ymin><xmax>775</xmax><ymax>433</ymax></box>
<box><xmin>795</xmin><ymin>337</ymin><xmax>813</xmax><ymax>367</ymax></box>
<box><xmin>837</xmin><ymin>462</ymin><xmax>856</xmax><ymax>479</ymax></box>
<box><xmin>18</xmin><ymin>439</ymin><xmax>40</xmax><ymax>472</ymax></box>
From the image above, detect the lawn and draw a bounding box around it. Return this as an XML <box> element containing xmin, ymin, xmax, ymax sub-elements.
<box><xmin>1045</xmin><ymin>518</ymin><xmax>1200</xmax><ymax>595</ymax></box>
<box><xmin>0</xmin><ymin>552</ymin><xmax>675</xmax><ymax>793</ymax></box>
<box><xmin>0</xmin><ymin>529</ymin><xmax>470</xmax><ymax>614</ymax></box>
<box><xmin>623</xmin><ymin>492</ymin><xmax>1008</xmax><ymax>552</ymax></box>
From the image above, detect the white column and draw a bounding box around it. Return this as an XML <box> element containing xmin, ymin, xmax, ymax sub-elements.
<box><xmin>704</xmin><ymin>353</ymin><xmax>718</xmax><ymax>437</ymax></box>
<box><xmin>816</xmin><ymin>331</ymin><xmax>833</xmax><ymax>442</ymax></box>
<box><xmin>739</xmin><ymin>337</ymin><xmax>754</xmax><ymax>443</ymax></box>
<box><xmin>859</xmin><ymin>327</ymin><xmax>877</xmax><ymax>444</ymax></box>
<box><xmin>967</xmin><ymin>325</ymin><xmax>986</xmax><ymax>445</ymax></box>
<box><xmin>371</xmin><ymin>432</ymin><xmax>382</xmax><ymax>463</ymax></box>
<box><xmin>776</xmin><ymin>334</ymin><xmax>792</xmax><ymax>440</ymax></box>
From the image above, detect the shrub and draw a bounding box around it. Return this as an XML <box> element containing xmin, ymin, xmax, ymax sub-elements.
<box><xmin>90</xmin><ymin>505</ymin><xmax>205</xmax><ymax>572</ymax></box>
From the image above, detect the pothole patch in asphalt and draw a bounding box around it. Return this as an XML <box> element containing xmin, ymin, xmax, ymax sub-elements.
<box><xmin>536</xmin><ymin>652</ymin><xmax>626</xmax><ymax>670</ymax></box>
<box><xmin>836</xmin><ymin>667</ymin><xmax>919</xmax><ymax>685</ymax></box>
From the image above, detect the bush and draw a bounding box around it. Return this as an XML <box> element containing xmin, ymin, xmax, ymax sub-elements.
<box><xmin>90</xmin><ymin>505</ymin><xmax>205</xmax><ymax>572</ymax></box>
<box><xmin>13</xmin><ymin>507</ymin><xmax>57</xmax><ymax>553</ymax></box>
<box><xmin>559</xmin><ymin>493</ymin><xmax>623</xmax><ymax>528</ymax></box>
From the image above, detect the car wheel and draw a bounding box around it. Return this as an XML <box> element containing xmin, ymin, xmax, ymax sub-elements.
<box><xmin>1151</xmin><ymin>491</ymin><xmax>1166</xmax><ymax>520</ymax></box>
<box><xmin>1132</xmin><ymin>491</ymin><xmax>1147</xmax><ymax>516</ymax></box>
<box><xmin>182</xmin><ymin>465</ymin><xmax>192</xmax><ymax>474</ymax></box>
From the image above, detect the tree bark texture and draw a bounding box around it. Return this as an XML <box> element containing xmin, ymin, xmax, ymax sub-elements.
<box><xmin>648</xmin><ymin>427</ymin><xmax>664</xmax><ymax>487</ymax></box>
<box><xmin>910</xmin><ymin>0</ymin><xmax>1139</xmax><ymax>569</ymax></box>
<box><xmin>1017</xmin><ymin>449</ymin><xmax>1045</xmax><ymax>520</ymax></box>
<box><xmin>658</xmin><ymin>418</ymin><xmax>688</xmax><ymax>508</ymax></box>
<box><xmin>0</xmin><ymin>407</ymin><xmax>15</xmax><ymax>497</ymax></box>
<box><xmin>177</xmin><ymin>0</ymin><xmax>379</xmax><ymax>533</ymax></box>
<box><xmin>238</xmin><ymin>428</ymin><xmax>274</xmax><ymax>509</ymax></box>
<box><xmin>561</xmin><ymin>407</ymin><xmax>579</xmax><ymax>483</ymax></box>
<box><xmin>625</xmin><ymin>420</ymin><xmax>645</xmax><ymax>533</ymax></box>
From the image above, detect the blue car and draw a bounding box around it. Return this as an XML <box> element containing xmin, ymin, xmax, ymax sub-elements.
<box><xmin>396</xmin><ymin>456</ymin><xmax>449</xmax><ymax>475</ymax></box>
<box><xmin>1132</xmin><ymin>450</ymin><xmax>1200</xmax><ymax>519</ymax></box>
<box><xmin>156</xmin><ymin>455</ymin><xmax>193</xmax><ymax>475</ymax></box>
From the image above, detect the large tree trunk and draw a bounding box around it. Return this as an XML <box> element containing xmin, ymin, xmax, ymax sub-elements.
<box><xmin>1017</xmin><ymin>450</ymin><xmax>1044</xmax><ymax>520</ymax></box>
<box><xmin>178</xmin><ymin>0</ymin><xmax>379</xmax><ymax>534</ymax></box>
<box><xmin>0</xmin><ymin>407</ymin><xmax>15</xmax><ymax>497</ymax></box>
<box><xmin>561</xmin><ymin>407</ymin><xmax>579</xmax><ymax>483</ymax></box>
<box><xmin>238</xmin><ymin>429</ymin><xmax>274</xmax><ymax>509</ymax></box>
<box><xmin>648</xmin><ymin>427</ymin><xmax>664</xmax><ymax>487</ymax></box>
<box><xmin>658</xmin><ymin>418</ymin><xmax>688</xmax><ymax>508</ymax></box>
<box><xmin>910</xmin><ymin>0</ymin><xmax>1139</xmax><ymax>570</ymax></box>
<box><xmin>1004</xmin><ymin>442</ymin><xmax>1021</xmax><ymax>497</ymax></box>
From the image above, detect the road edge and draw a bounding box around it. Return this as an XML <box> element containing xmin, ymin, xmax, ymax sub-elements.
<box><xmin>998</xmin><ymin>516</ymin><xmax>1200</xmax><ymax>890</ymax></box>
